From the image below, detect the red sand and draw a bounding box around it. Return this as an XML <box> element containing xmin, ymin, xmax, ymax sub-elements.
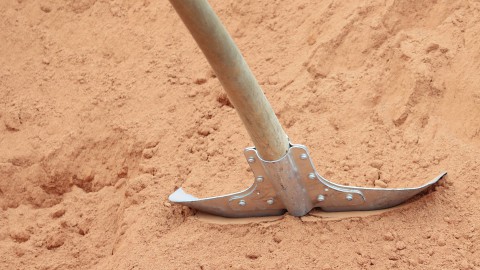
<box><xmin>1</xmin><ymin>0</ymin><xmax>479</xmax><ymax>269</ymax></box>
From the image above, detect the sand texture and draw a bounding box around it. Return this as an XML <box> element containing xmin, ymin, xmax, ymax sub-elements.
<box><xmin>1</xmin><ymin>0</ymin><xmax>480</xmax><ymax>269</ymax></box>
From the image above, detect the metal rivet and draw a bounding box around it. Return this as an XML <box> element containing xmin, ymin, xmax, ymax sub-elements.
<box><xmin>256</xmin><ymin>176</ymin><xmax>264</xmax><ymax>183</ymax></box>
<box><xmin>247</xmin><ymin>157</ymin><xmax>255</xmax><ymax>163</ymax></box>
<box><xmin>239</xmin><ymin>200</ymin><xmax>246</xmax><ymax>206</ymax></box>
<box><xmin>317</xmin><ymin>195</ymin><xmax>325</xmax><ymax>202</ymax></box>
<box><xmin>267</xmin><ymin>198</ymin><xmax>274</xmax><ymax>205</ymax></box>
<box><xmin>346</xmin><ymin>194</ymin><xmax>353</xmax><ymax>201</ymax></box>
<box><xmin>308</xmin><ymin>172</ymin><xmax>316</xmax><ymax>180</ymax></box>
<box><xmin>300</xmin><ymin>153</ymin><xmax>308</xmax><ymax>160</ymax></box>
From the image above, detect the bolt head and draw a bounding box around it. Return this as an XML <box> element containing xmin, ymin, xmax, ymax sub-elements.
<box><xmin>256</xmin><ymin>176</ymin><xmax>264</xmax><ymax>183</ymax></box>
<box><xmin>308</xmin><ymin>172</ymin><xmax>316</xmax><ymax>180</ymax></box>
<box><xmin>247</xmin><ymin>157</ymin><xmax>255</xmax><ymax>163</ymax></box>
<box><xmin>267</xmin><ymin>199</ymin><xmax>274</xmax><ymax>205</ymax></box>
<box><xmin>239</xmin><ymin>200</ymin><xmax>246</xmax><ymax>206</ymax></box>
<box><xmin>300</xmin><ymin>153</ymin><xmax>308</xmax><ymax>160</ymax></box>
<box><xmin>346</xmin><ymin>194</ymin><xmax>353</xmax><ymax>201</ymax></box>
<box><xmin>317</xmin><ymin>194</ymin><xmax>325</xmax><ymax>202</ymax></box>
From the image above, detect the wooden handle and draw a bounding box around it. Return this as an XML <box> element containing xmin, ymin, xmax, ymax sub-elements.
<box><xmin>169</xmin><ymin>0</ymin><xmax>289</xmax><ymax>161</ymax></box>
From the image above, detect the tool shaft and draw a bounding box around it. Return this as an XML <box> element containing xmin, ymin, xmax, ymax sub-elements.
<box><xmin>169</xmin><ymin>0</ymin><xmax>289</xmax><ymax>161</ymax></box>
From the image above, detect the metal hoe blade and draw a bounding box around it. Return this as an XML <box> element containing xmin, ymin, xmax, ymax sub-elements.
<box><xmin>169</xmin><ymin>144</ymin><xmax>446</xmax><ymax>218</ymax></box>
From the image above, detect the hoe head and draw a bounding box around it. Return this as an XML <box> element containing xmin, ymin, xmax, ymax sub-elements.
<box><xmin>169</xmin><ymin>144</ymin><xmax>446</xmax><ymax>218</ymax></box>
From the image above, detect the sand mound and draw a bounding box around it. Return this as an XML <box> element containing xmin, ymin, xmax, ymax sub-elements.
<box><xmin>1</xmin><ymin>0</ymin><xmax>479</xmax><ymax>269</ymax></box>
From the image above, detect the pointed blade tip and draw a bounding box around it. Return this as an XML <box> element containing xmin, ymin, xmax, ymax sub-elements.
<box><xmin>168</xmin><ymin>187</ymin><xmax>198</xmax><ymax>203</ymax></box>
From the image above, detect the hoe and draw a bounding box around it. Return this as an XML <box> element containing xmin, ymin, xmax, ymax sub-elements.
<box><xmin>168</xmin><ymin>0</ymin><xmax>446</xmax><ymax>217</ymax></box>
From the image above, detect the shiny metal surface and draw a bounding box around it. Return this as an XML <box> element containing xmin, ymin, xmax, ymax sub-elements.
<box><xmin>169</xmin><ymin>144</ymin><xmax>446</xmax><ymax>218</ymax></box>
<box><xmin>259</xmin><ymin>150</ymin><xmax>313</xmax><ymax>216</ymax></box>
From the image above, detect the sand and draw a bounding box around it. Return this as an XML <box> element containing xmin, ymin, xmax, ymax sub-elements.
<box><xmin>1</xmin><ymin>0</ymin><xmax>479</xmax><ymax>269</ymax></box>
